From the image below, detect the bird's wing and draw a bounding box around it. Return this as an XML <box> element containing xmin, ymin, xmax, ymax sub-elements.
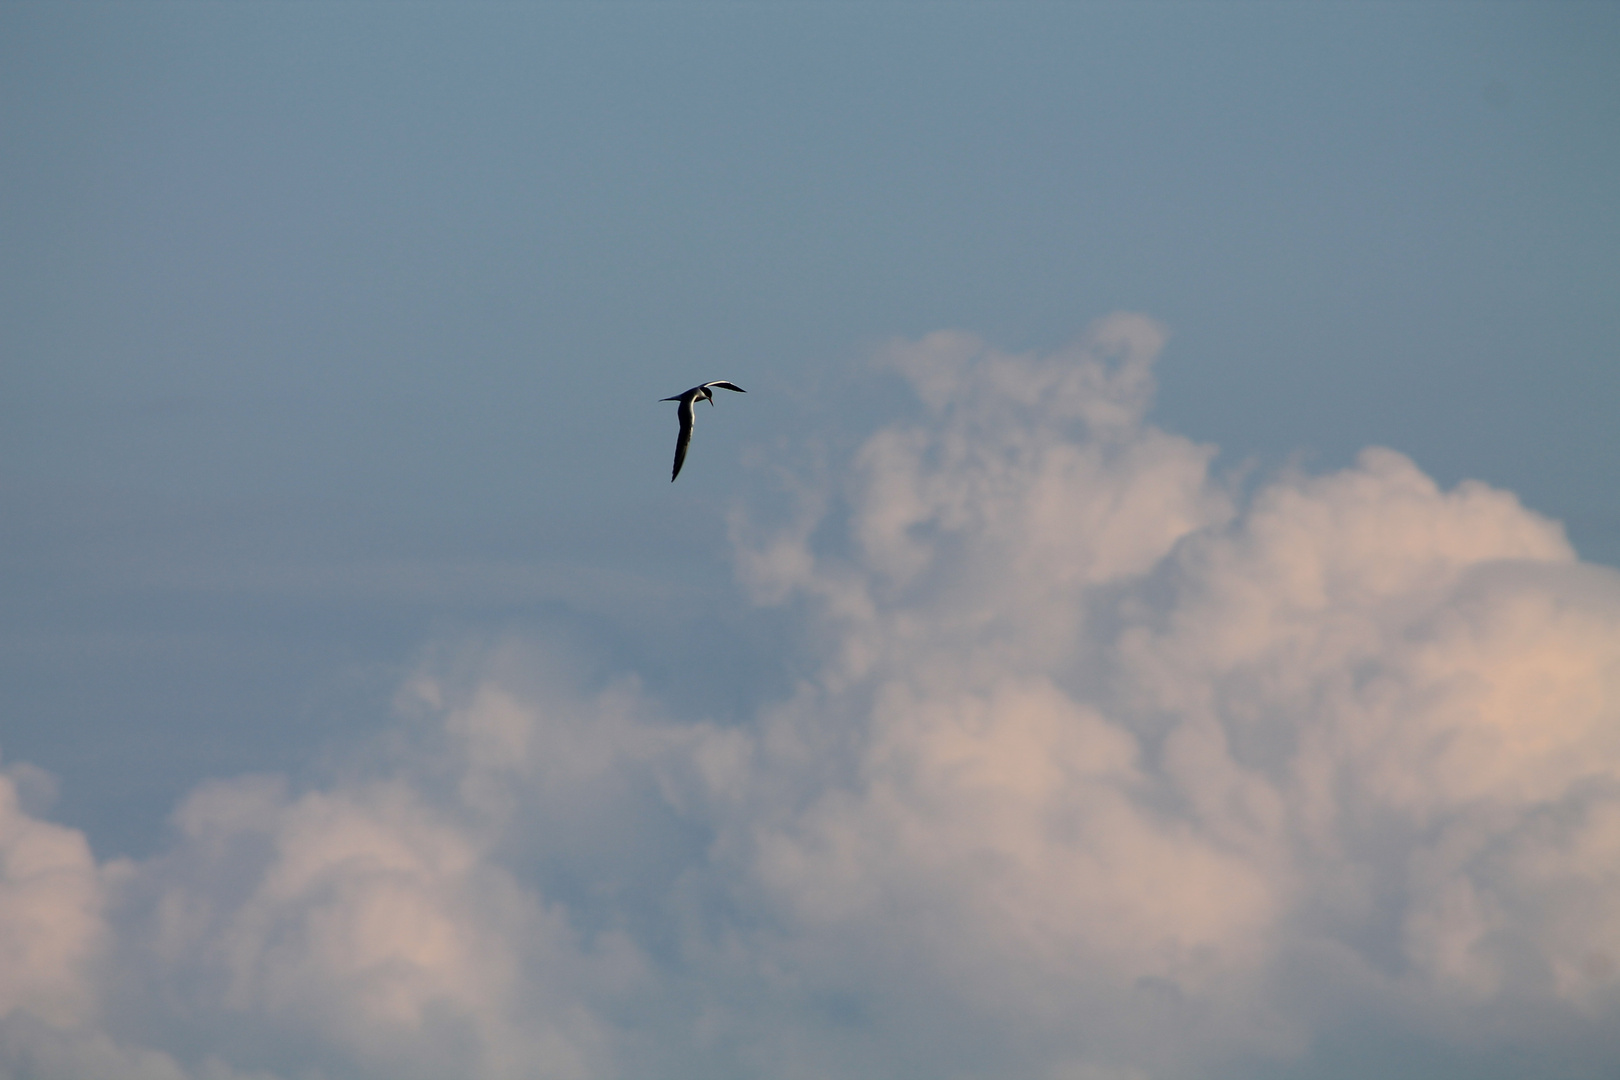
<box><xmin>703</xmin><ymin>381</ymin><xmax>746</xmax><ymax>394</ymax></box>
<box><xmin>671</xmin><ymin>398</ymin><xmax>695</xmax><ymax>481</ymax></box>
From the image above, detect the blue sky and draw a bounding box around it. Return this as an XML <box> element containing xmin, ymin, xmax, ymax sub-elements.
<box><xmin>1</xmin><ymin>4</ymin><xmax>1618</xmax><ymax>1078</ymax></box>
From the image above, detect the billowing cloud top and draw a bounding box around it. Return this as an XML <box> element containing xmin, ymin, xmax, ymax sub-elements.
<box><xmin>3</xmin><ymin>317</ymin><xmax>1618</xmax><ymax>1079</ymax></box>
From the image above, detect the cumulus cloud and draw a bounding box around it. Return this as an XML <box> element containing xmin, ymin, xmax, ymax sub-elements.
<box><xmin>3</xmin><ymin>316</ymin><xmax>1618</xmax><ymax>1078</ymax></box>
<box><xmin>0</xmin><ymin>764</ymin><xmax>102</xmax><ymax>1029</ymax></box>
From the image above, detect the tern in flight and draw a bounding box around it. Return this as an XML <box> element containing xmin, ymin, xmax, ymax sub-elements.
<box><xmin>662</xmin><ymin>381</ymin><xmax>746</xmax><ymax>481</ymax></box>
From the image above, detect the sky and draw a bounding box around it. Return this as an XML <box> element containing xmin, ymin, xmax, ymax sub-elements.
<box><xmin>1</xmin><ymin>2</ymin><xmax>1618</xmax><ymax>1078</ymax></box>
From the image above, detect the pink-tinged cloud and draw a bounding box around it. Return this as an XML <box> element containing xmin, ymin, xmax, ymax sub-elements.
<box><xmin>0</xmin><ymin>768</ymin><xmax>102</xmax><ymax>1029</ymax></box>
<box><xmin>2</xmin><ymin>317</ymin><xmax>1617</xmax><ymax>1078</ymax></box>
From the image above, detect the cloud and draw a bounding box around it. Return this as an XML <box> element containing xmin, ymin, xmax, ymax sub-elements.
<box><xmin>0</xmin><ymin>765</ymin><xmax>103</xmax><ymax>1029</ymax></box>
<box><xmin>4</xmin><ymin>316</ymin><xmax>1619</xmax><ymax>1078</ymax></box>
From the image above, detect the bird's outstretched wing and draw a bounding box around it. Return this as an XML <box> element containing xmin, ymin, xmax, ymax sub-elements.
<box><xmin>671</xmin><ymin>398</ymin><xmax>695</xmax><ymax>481</ymax></box>
<box><xmin>703</xmin><ymin>381</ymin><xmax>746</xmax><ymax>394</ymax></box>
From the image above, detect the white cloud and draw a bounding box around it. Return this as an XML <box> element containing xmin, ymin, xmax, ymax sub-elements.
<box><xmin>0</xmin><ymin>766</ymin><xmax>102</xmax><ymax>1030</ymax></box>
<box><xmin>4</xmin><ymin>316</ymin><xmax>1619</xmax><ymax>1078</ymax></box>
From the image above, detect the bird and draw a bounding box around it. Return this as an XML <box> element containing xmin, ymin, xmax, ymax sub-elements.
<box><xmin>661</xmin><ymin>381</ymin><xmax>746</xmax><ymax>481</ymax></box>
